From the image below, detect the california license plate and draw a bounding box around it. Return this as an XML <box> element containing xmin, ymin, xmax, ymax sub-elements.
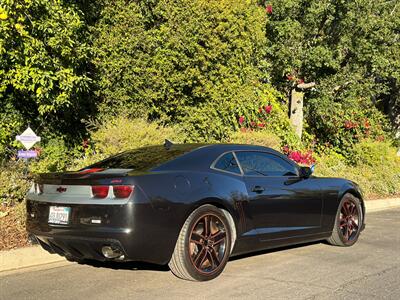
<box><xmin>48</xmin><ymin>206</ymin><xmax>71</xmax><ymax>225</ymax></box>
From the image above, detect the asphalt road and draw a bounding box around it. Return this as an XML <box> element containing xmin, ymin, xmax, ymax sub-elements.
<box><xmin>1</xmin><ymin>208</ymin><xmax>399</xmax><ymax>300</ymax></box>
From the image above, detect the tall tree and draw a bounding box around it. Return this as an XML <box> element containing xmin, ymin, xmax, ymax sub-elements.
<box><xmin>0</xmin><ymin>0</ymin><xmax>92</xmax><ymax>155</ymax></box>
<box><xmin>263</xmin><ymin>0</ymin><xmax>399</xmax><ymax>149</ymax></box>
<box><xmin>92</xmin><ymin>0</ymin><xmax>270</xmax><ymax>141</ymax></box>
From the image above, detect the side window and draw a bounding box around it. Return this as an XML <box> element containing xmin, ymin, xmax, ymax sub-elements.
<box><xmin>235</xmin><ymin>151</ymin><xmax>297</xmax><ymax>176</ymax></box>
<box><xmin>213</xmin><ymin>152</ymin><xmax>241</xmax><ymax>174</ymax></box>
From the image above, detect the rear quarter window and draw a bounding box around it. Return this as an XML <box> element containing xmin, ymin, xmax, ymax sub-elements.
<box><xmin>213</xmin><ymin>152</ymin><xmax>241</xmax><ymax>174</ymax></box>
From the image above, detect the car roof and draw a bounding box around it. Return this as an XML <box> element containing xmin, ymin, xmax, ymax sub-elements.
<box><xmin>153</xmin><ymin>143</ymin><xmax>288</xmax><ymax>172</ymax></box>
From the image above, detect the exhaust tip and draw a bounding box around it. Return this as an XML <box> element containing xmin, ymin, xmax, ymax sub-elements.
<box><xmin>101</xmin><ymin>245</ymin><xmax>124</xmax><ymax>260</ymax></box>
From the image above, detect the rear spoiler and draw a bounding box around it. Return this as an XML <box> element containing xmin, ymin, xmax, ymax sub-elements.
<box><xmin>35</xmin><ymin>169</ymin><xmax>132</xmax><ymax>185</ymax></box>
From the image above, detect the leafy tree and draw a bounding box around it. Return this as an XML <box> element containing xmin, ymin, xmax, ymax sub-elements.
<box><xmin>263</xmin><ymin>0</ymin><xmax>400</xmax><ymax>151</ymax></box>
<box><xmin>92</xmin><ymin>0</ymin><xmax>272</xmax><ymax>141</ymax></box>
<box><xmin>0</xmin><ymin>0</ymin><xmax>92</xmax><ymax>156</ymax></box>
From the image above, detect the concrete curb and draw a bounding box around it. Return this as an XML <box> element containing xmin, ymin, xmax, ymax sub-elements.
<box><xmin>1</xmin><ymin>197</ymin><xmax>399</xmax><ymax>273</ymax></box>
<box><xmin>0</xmin><ymin>245</ymin><xmax>65</xmax><ymax>273</ymax></box>
<box><xmin>365</xmin><ymin>198</ymin><xmax>400</xmax><ymax>212</ymax></box>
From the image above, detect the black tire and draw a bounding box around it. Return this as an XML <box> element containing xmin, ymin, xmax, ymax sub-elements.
<box><xmin>327</xmin><ymin>193</ymin><xmax>363</xmax><ymax>246</ymax></box>
<box><xmin>169</xmin><ymin>204</ymin><xmax>232</xmax><ymax>281</ymax></box>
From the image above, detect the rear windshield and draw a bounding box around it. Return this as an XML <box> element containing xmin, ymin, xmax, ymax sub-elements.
<box><xmin>86</xmin><ymin>144</ymin><xmax>203</xmax><ymax>171</ymax></box>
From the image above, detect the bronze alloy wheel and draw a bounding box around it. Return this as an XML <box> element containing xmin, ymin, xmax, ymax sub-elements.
<box><xmin>339</xmin><ymin>199</ymin><xmax>360</xmax><ymax>243</ymax></box>
<box><xmin>188</xmin><ymin>214</ymin><xmax>228</xmax><ymax>274</ymax></box>
<box><xmin>169</xmin><ymin>204</ymin><xmax>232</xmax><ymax>281</ymax></box>
<box><xmin>327</xmin><ymin>193</ymin><xmax>363</xmax><ymax>247</ymax></box>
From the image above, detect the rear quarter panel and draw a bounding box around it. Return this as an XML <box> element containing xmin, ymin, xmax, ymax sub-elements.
<box><xmin>132</xmin><ymin>170</ymin><xmax>247</xmax><ymax>263</ymax></box>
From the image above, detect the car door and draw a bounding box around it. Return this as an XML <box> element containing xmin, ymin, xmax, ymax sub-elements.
<box><xmin>235</xmin><ymin>151</ymin><xmax>323</xmax><ymax>241</ymax></box>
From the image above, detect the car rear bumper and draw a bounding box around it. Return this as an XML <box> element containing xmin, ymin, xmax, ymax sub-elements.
<box><xmin>33</xmin><ymin>234</ymin><xmax>126</xmax><ymax>261</ymax></box>
<box><xmin>26</xmin><ymin>199</ymin><xmax>180</xmax><ymax>265</ymax></box>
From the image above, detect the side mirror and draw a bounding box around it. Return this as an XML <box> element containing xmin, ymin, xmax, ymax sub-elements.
<box><xmin>300</xmin><ymin>165</ymin><xmax>314</xmax><ymax>178</ymax></box>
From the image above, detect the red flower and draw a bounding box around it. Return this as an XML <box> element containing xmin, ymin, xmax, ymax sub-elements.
<box><xmin>264</xmin><ymin>105</ymin><xmax>272</xmax><ymax>114</ymax></box>
<box><xmin>288</xmin><ymin>151</ymin><xmax>302</xmax><ymax>162</ymax></box>
<box><xmin>286</xmin><ymin>149</ymin><xmax>315</xmax><ymax>166</ymax></box>
<box><xmin>266</xmin><ymin>4</ymin><xmax>273</xmax><ymax>14</ymax></box>
<box><xmin>344</xmin><ymin>120</ymin><xmax>357</xmax><ymax>129</ymax></box>
<box><xmin>239</xmin><ymin>116</ymin><xmax>245</xmax><ymax>125</ymax></box>
<box><xmin>82</xmin><ymin>139</ymin><xmax>90</xmax><ymax>149</ymax></box>
<box><xmin>286</xmin><ymin>74</ymin><xmax>294</xmax><ymax>81</ymax></box>
<box><xmin>364</xmin><ymin>119</ymin><xmax>370</xmax><ymax>129</ymax></box>
<box><xmin>257</xmin><ymin>123</ymin><xmax>265</xmax><ymax>128</ymax></box>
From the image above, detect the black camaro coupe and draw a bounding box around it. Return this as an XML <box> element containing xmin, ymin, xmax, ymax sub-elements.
<box><xmin>26</xmin><ymin>143</ymin><xmax>365</xmax><ymax>281</ymax></box>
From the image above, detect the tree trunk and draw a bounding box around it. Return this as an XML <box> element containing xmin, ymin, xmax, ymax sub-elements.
<box><xmin>289</xmin><ymin>88</ymin><xmax>304</xmax><ymax>139</ymax></box>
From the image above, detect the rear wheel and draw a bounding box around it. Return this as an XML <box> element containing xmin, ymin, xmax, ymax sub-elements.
<box><xmin>169</xmin><ymin>204</ymin><xmax>232</xmax><ymax>281</ymax></box>
<box><xmin>327</xmin><ymin>193</ymin><xmax>363</xmax><ymax>246</ymax></box>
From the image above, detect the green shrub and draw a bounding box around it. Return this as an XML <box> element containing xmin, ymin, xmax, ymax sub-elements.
<box><xmin>315</xmin><ymin>140</ymin><xmax>400</xmax><ymax>198</ymax></box>
<box><xmin>228</xmin><ymin>131</ymin><xmax>281</xmax><ymax>150</ymax></box>
<box><xmin>87</xmin><ymin>116</ymin><xmax>185</xmax><ymax>156</ymax></box>
<box><xmin>29</xmin><ymin>138</ymin><xmax>70</xmax><ymax>173</ymax></box>
<box><xmin>0</xmin><ymin>0</ymin><xmax>92</xmax><ymax>158</ymax></box>
<box><xmin>349</xmin><ymin>139</ymin><xmax>398</xmax><ymax>167</ymax></box>
<box><xmin>92</xmin><ymin>0</ymin><xmax>269</xmax><ymax>141</ymax></box>
<box><xmin>0</xmin><ymin>161</ymin><xmax>31</xmax><ymax>206</ymax></box>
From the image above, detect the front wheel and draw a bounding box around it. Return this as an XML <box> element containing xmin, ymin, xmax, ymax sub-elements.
<box><xmin>169</xmin><ymin>205</ymin><xmax>232</xmax><ymax>281</ymax></box>
<box><xmin>327</xmin><ymin>193</ymin><xmax>363</xmax><ymax>246</ymax></box>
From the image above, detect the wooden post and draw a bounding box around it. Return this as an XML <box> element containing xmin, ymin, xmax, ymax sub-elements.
<box><xmin>289</xmin><ymin>82</ymin><xmax>315</xmax><ymax>139</ymax></box>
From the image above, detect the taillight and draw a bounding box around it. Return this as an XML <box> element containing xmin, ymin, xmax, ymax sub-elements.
<box><xmin>92</xmin><ymin>186</ymin><xmax>110</xmax><ymax>198</ymax></box>
<box><xmin>113</xmin><ymin>185</ymin><xmax>134</xmax><ymax>198</ymax></box>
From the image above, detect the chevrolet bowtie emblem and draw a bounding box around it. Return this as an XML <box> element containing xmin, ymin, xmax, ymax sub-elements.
<box><xmin>56</xmin><ymin>187</ymin><xmax>67</xmax><ymax>193</ymax></box>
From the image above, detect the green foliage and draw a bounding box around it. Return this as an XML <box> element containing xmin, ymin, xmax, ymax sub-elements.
<box><xmin>0</xmin><ymin>160</ymin><xmax>30</xmax><ymax>206</ymax></box>
<box><xmin>0</xmin><ymin>0</ymin><xmax>92</xmax><ymax>156</ymax></box>
<box><xmin>315</xmin><ymin>140</ymin><xmax>400</xmax><ymax>198</ymax></box>
<box><xmin>231</xmin><ymin>90</ymin><xmax>301</xmax><ymax>148</ymax></box>
<box><xmin>92</xmin><ymin>0</ymin><xmax>268</xmax><ymax>141</ymax></box>
<box><xmin>264</xmin><ymin>0</ymin><xmax>399</xmax><ymax>149</ymax></box>
<box><xmin>307</xmin><ymin>97</ymin><xmax>389</xmax><ymax>156</ymax></box>
<box><xmin>349</xmin><ymin>139</ymin><xmax>399</xmax><ymax>167</ymax></box>
<box><xmin>89</xmin><ymin>116</ymin><xmax>185</xmax><ymax>156</ymax></box>
<box><xmin>228</xmin><ymin>131</ymin><xmax>281</xmax><ymax>150</ymax></box>
<box><xmin>29</xmin><ymin>138</ymin><xmax>70</xmax><ymax>173</ymax></box>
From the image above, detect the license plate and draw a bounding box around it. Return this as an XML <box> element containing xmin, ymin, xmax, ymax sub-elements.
<box><xmin>48</xmin><ymin>206</ymin><xmax>71</xmax><ymax>225</ymax></box>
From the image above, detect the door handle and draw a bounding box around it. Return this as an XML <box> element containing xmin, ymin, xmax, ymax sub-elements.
<box><xmin>252</xmin><ymin>185</ymin><xmax>265</xmax><ymax>193</ymax></box>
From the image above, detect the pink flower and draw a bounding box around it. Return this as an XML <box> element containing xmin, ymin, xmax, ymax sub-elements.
<box><xmin>250</xmin><ymin>121</ymin><xmax>256</xmax><ymax>127</ymax></box>
<box><xmin>266</xmin><ymin>4</ymin><xmax>273</xmax><ymax>14</ymax></box>
<box><xmin>288</xmin><ymin>151</ymin><xmax>302</xmax><ymax>162</ymax></box>
<box><xmin>264</xmin><ymin>105</ymin><xmax>272</xmax><ymax>114</ymax></box>
<box><xmin>239</xmin><ymin>116</ymin><xmax>245</xmax><ymax>125</ymax></box>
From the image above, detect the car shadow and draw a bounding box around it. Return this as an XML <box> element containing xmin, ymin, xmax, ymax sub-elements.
<box><xmin>79</xmin><ymin>259</ymin><xmax>170</xmax><ymax>272</ymax></box>
<box><xmin>229</xmin><ymin>240</ymin><xmax>322</xmax><ymax>262</ymax></box>
<box><xmin>77</xmin><ymin>240</ymin><xmax>323</xmax><ymax>272</ymax></box>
